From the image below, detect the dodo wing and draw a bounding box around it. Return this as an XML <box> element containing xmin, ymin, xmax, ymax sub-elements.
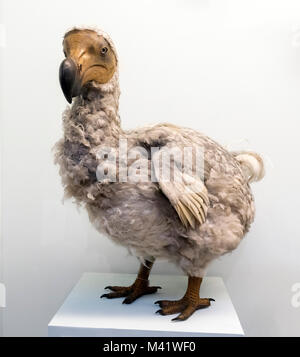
<box><xmin>152</xmin><ymin>148</ymin><xmax>209</xmax><ymax>229</ymax></box>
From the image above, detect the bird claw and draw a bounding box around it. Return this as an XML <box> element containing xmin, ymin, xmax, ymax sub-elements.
<box><xmin>171</xmin><ymin>316</ymin><xmax>182</xmax><ymax>321</ymax></box>
<box><xmin>101</xmin><ymin>282</ymin><xmax>161</xmax><ymax>304</ymax></box>
<box><xmin>122</xmin><ymin>286</ymin><xmax>161</xmax><ymax>304</ymax></box>
<box><xmin>154</xmin><ymin>299</ymin><xmax>174</xmax><ymax>308</ymax></box>
<box><xmin>100</xmin><ymin>288</ymin><xmax>131</xmax><ymax>299</ymax></box>
<box><xmin>155</xmin><ymin>309</ymin><xmax>164</xmax><ymax>315</ymax></box>
<box><xmin>155</xmin><ymin>297</ymin><xmax>214</xmax><ymax>321</ymax></box>
<box><xmin>154</xmin><ymin>300</ymin><xmax>164</xmax><ymax>306</ymax></box>
<box><xmin>100</xmin><ymin>293</ymin><xmax>110</xmax><ymax>298</ymax></box>
<box><xmin>122</xmin><ymin>295</ymin><xmax>137</xmax><ymax>304</ymax></box>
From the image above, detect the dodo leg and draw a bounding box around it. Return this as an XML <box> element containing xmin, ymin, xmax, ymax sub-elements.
<box><xmin>155</xmin><ymin>276</ymin><xmax>214</xmax><ymax>321</ymax></box>
<box><xmin>101</xmin><ymin>259</ymin><xmax>161</xmax><ymax>304</ymax></box>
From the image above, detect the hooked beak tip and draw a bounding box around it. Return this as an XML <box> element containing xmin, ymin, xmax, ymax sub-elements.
<box><xmin>59</xmin><ymin>58</ymin><xmax>80</xmax><ymax>104</ymax></box>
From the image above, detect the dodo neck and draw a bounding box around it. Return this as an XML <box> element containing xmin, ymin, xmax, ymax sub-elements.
<box><xmin>66</xmin><ymin>74</ymin><xmax>123</xmax><ymax>147</ymax></box>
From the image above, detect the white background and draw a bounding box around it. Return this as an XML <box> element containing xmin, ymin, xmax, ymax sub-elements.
<box><xmin>1</xmin><ymin>0</ymin><xmax>300</xmax><ymax>336</ymax></box>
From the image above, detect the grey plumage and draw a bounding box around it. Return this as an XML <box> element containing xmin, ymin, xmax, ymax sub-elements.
<box><xmin>54</xmin><ymin>27</ymin><xmax>264</xmax><ymax>277</ymax></box>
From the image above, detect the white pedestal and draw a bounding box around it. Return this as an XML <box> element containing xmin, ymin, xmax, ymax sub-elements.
<box><xmin>48</xmin><ymin>273</ymin><xmax>244</xmax><ymax>337</ymax></box>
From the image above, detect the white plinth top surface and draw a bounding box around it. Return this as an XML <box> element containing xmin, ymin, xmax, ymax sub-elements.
<box><xmin>48</xmin><ymin>273</ymin><xmax>244</xmax><ymax>337</ymax></box>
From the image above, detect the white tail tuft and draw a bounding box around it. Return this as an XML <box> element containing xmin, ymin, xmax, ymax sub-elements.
<box><xmin>233</xmin><ymin>151</ymin><xmax>265</xmax><ymax>183</ymax></box>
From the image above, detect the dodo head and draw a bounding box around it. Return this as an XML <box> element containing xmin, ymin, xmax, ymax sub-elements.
<box><xmin>59</xmin><ymin>28</ymin><xmax>118</xmax><ymax>103</ymax></box>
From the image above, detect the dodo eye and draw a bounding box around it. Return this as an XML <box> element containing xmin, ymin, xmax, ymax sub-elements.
<box><xmin>101</xmin><ymin>47</ymin><xmax>108</xmax><ymax>55</ymax></box>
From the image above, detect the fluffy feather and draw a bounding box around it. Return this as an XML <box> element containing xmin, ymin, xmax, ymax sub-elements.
<box><xmin>54</xmin><ymin>28</ymin><xmax>263</xmax><ymax>277</ymax></box>
<box><xmin>233</xmin><ymin>151</ymin><xmax>265</xmax><ymax>183</ymax></box>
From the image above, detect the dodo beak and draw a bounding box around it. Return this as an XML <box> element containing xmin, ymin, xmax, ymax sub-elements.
<box><xmin>59</xmin><ymin>58</ymin><xmax>81</xmax><ymax>104</ymax></box>
<box><xmin>59</xmin><ymin>29</ymin><xmax>117</xmax><ymax>104</ymax></box>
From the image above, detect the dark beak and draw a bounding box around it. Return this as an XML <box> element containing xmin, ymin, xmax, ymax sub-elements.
<box><xmin>59</xmin><ymin>58</ymin><xmax>81</xmax><ymax>104</ymax></box>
